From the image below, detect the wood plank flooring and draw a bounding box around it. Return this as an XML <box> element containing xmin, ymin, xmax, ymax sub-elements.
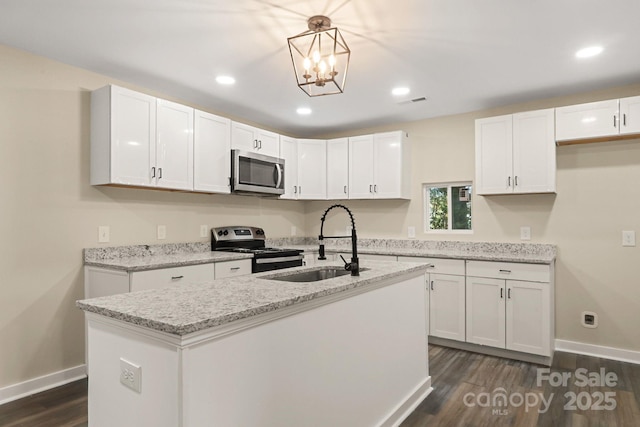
<box><xmin>1</xmin><ymin>345</ymin><xmax>639</xmax><ymax>426</ymax></box>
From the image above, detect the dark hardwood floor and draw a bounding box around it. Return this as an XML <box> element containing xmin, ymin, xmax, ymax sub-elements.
<box><xmin>1</xmin><ymin>345</ymin><xmax>639</xmax><ymax>426</ymax></box>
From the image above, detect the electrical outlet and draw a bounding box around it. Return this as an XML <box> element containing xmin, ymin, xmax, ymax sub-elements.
<box><xmin>622</xmin><ymin>230</ymin><xmax>636</xmax><ymax>247</ymax></box>
<box><xmin>119</xmin><ymin>358</ymin><xmax>141</xmax><ymax>393</ymax></box>
<box><xmin>291</xmin><ymin>226</ymin><xmax>297</xmax><ymax>236</ymax></box>
<box><xmin>520</xmin><ymin>226</ymin><xmax>531</xmax><ymax>241</ymax></box>
<box><xmin>98</xmin><ymin>226</ymin><xmax>110</xmax><ymax>243</ymax></box>
<box><xmin>408</xmin><ymin>226</ymin><xmax>416</xmax><ymax>239</ymax></box>
<box><xmin>157</xmin><ymin>225</ymin><xmax>167</xmax><ymax>240</ymax></box>
<box><xmin>200</xmin><ymin>225</ymin><xmax>208</xmax><ymax>238</ymax></box>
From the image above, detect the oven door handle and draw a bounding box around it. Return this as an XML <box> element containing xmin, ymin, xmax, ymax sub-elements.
<box><xmin>274</xmin><ymin>163</ymin><xmax>283</xmax><ymax>189</ymax></box>
<box><xmin>255</xmin><ymin>255</ymin><xmax>303</xmax><ymax>264</ymax></box>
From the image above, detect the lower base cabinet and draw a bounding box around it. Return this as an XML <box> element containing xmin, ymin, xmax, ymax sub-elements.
<box><xmin>428</xmin><ymin>273</ymin><xmax>466</xmax><ymax>341</ymax></box>
<box><xmin>466</xmin><ymin>261</ymin><xmax>553</xmax><ymax>357</ymax></box>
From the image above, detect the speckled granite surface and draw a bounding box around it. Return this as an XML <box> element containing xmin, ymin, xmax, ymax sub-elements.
<box><xmin>84</xmin><ymin>243</ymin><xmax>252</xmax><ymax>271</ymax></box>
<box><xmin>269</xmin><ymin>238</ymin><xmax>556</xmax><ymax>264</ymax></box>
<box><xmin>77</xmin><ymin>260</ymin><xmax>428</xmax><ymax>335</ymax></box>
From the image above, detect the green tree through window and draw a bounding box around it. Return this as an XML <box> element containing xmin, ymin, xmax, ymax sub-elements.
<box><xmin>425</xmin><ymin>183</ymin><xmax>472</xmax><ymax>232</ymax></box>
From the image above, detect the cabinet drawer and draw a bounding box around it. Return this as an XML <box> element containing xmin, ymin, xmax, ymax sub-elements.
<box><xmin>130</xmin><ymin>263</ymin><xmax>215</xmax><ymax>292</ymax></box>
<box><xmin>466</xmin><ymin>261</ymin><xmax>550</xmax><ymax>283</ymax></box>
<box><xmin>398</xmin><ymin>256</ymin><xmax>465</xmax><ymax>276</ymax></box>
<box><xmin>215</xmin><ymin>259</ymin><xmax>252</xmax><ymax>279</ymax></box>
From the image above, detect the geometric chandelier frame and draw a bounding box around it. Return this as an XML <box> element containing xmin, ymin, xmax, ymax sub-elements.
<box><xmin>287</xmin><ymin>15</ymin><xmax>351</xmax><ymax>97</ymax></box>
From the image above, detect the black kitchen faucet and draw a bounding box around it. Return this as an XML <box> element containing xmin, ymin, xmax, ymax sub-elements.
<box><xmin>318</xmin><ymin>204</ymin><xmax>359</xmax><ymax>276</ymax></box>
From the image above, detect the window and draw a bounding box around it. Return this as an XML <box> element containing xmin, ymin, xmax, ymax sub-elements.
<box><xmin>424</xmin><ymin>182</ymin><xmax>472</xmax><ymax>233</ymax></box>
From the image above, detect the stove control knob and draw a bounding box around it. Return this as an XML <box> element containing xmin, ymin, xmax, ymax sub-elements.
<box><xmin>223</xmin><ymin>230</ymin><xmax>229</xmax><ymax>236</ymax></box>
<box><xmin>256</xmin><ymin>229</ymin><xmax>264</xmax><ymax>235</ymax></box>
<box><xmin>217</xmin><ymin>230</ymin><xmax>223</xmax><ymax>236</ymax></box>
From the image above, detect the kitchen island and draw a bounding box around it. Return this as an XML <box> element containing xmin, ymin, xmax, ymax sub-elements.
<box><xmin>77</xmin><ymin>261</ymin><xmax>431</xmax><ymax>427</ymax></box>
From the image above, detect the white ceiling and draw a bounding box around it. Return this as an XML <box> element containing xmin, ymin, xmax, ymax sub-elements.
<box><xmin>2</xmin><ymin>0</ymin><xmax>640</xmax><ymax>137</ymax></box>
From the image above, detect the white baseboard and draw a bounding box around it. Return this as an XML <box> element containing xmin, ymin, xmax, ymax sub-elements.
<box><xmin>555</xmin><ymin>339</ymin><xmax>640</xmax><ymax>365</ymax></box>
<box><xmin>0</xmin><ymin>365</ymin><xmax>87</xmax><ymax>406</ymax></box>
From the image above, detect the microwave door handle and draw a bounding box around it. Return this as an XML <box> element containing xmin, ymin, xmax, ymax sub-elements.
<box><xmin>274</xmin><ymin>163</ymin><xmax>283</xmax><ymax>189</ymax></box>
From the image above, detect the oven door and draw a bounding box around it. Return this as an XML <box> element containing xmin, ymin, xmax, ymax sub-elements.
<box><xmin>232</xmin><ymin>150</ymin><xmax>285</xmax><ymax>195</ymax></box>
<box><xmin>253</xmin><ymin>255</ymin><xmax>303</xmax><ymax>273</ymax></box>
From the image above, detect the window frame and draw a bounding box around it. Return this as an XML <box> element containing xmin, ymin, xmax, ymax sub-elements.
<box><xmin>423</xmin><ymin>181</ymin><xmax>473</xmax><ymax>234</ymax></box>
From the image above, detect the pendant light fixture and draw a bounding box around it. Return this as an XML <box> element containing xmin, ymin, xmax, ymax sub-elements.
<box><xmin>287</xmin><ymin>15</ymin><xmax>351</xmax><ymax>97</ymax></box>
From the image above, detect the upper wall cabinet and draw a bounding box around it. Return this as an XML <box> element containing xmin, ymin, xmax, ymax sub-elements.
<box><xmin>193</xmin><ymin>110</ymin><xmax>231</xmax><ymax>194</ymax></box>
<box><xmin>348</xmin><ymin>131</ymin><xmax>411</xmax><ymax>200</ymax></box>
<box><xmin>475</xmin><ymin>109</ymin><xmax>556</xmax><ymax>195</ymax></box>
<box><xmin>555</xmin><ymin>95</ymin><xmax>640</xmax><ymax>144</ymax></box>
<box><xmin>91</xmin><ymin>85</ymin><xmax>194</xmax><ymax>191</ymax></box>
<box><xmin>279</xmin><ymin>137</ymin><xmax>327</xmax><ymax>200</ymax></box>
<box><xmin>231</xmin><ymin>121</ymin><xmax>279</xmax><ymax>157</ymax></box>
<box><xmin>326</xmin><ymin>138</ymin><xmax>349</xmax><ymax>199</ymax></box>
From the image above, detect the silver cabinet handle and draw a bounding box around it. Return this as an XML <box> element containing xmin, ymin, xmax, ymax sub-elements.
<box><xmin>500</xmin><ymin>288</ymin><xmax>503</xmax><ymax>299</ymax></box>
<box><xmin>258</xmin><ymin>140</ymin><xmax>262</xmax><ymax>149</ymax></box>
<box><xmin>253</xmin><ymin>139</ymin><xmax>258</xmax><ymax>148</ymax></box>
<box><xmin>171</xmin><ymin>275</ymin><xmax>184</xmax><ymax>280</ymax></box>
<box><xmin>293</xmin><ymin>186</ymin><xmax>297</xmax><ymax>194</ymax></box>
<box><xmin>508</xmin><ymin>176</ymin><xmax>511</xmax><ymax>187</ymax></box>
<box><xmin>514</xmin><ymin>176</ymin><xmax>518</xmax><ymax>186</ymax></box>
<box><xmin>426</xmin><ymin>264</ymin><xmax>435</xmax><ymax>268</ymax></box>
<box><xmin>374</xmin><ymin>184</ymin><xmax>377</xmax><ymax>193</ymax></box>
<box><xmin>151</xmin><ymin>167</ymin><xmax>156</xmax><ymax>178</ymax></box>
<box><xmin>614</xmin><ymin>115</ymin><xmax>617</xmax><ymax>128</ymax></box>
<box><xmin>343</xmin><ymin>185</ymin><xmax>347</xmax><ymax>194</ymax></box>
<box><xmin>369</xmin><ymin>184</ymin><xmax>373</xmax><ymax>193</ymax></box>
<box><xmin>499</xmin><ymin>269</ymin><xmax>511</xmax><ymax>274</ymax></box>
<box><xmin>430</xmin><ymin>281</ymin><xmax>434</xmax><ymax>291</ymax></box>
<box><xmin>623</xmin><ymin>114</ymin><xmax>627</xmax><ymax>126</ymax></box>
<box><xmin>508</xmin><ymin>288</ymin><xmax>512</xmax><ymax>299</ymax></box>
<box><xmin>230</xmin><ymin>267</ymin><xmax>240</xmax><ymax>271</ymax></box>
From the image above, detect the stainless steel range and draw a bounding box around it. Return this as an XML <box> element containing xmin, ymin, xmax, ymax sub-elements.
<box><xmin>211</xmin><ymin>226</ymin><xmax>304</xmax><ymax>273</ymax></box>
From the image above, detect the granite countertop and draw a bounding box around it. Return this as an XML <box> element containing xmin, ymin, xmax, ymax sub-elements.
<box><xmin>84</xmin><ymin>242</ymin><xmax>253</xmax><ymax>272</ymax></box>
<box><xmin>77</xmin><ymin>260</ymin><xmax>428</xmax><ymax>336</ymax></box>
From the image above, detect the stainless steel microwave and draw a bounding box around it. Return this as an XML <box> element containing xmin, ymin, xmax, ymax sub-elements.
<box><xmin>231</xmin><ymin>149</ymin><xmax>285</xmax><ymax>196</ymax></box>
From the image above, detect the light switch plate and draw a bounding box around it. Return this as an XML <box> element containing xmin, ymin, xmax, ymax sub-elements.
<box><xmin>408</xmin><ymin>226</ymin><xmax>416</xmax><ymax>239</ymax></box>
<box><xmin>622</xmin><ymin>230</ymin><xmax>636</xmax><ymax>247</ymax></box>
<box><xmin>98</xmin><ymin>226</ymin><xmax>110</xmax><ymax>243</ymax></box>
<box><xmin>200</xmin><ymin>225</ymin><xmax>208</xmax><ymax>238</ymax></box>
<box><xmin>520</xmin><ymin>226</ymin><xmax>531</xmax><ymax>241</ymax></box>
<box><xmin>157</xmin><ymin>225</ymin><xmax>167</xmax><ymax>240</ymax></box>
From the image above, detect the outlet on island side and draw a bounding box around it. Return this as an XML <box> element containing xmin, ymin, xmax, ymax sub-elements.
<box><xmin>120</xmin><ymin>358</ymin><xmax>142</xmax><ymax>393</ymax></box>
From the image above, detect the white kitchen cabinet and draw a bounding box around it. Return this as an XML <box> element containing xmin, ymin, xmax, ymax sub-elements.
<box><xmin>91</xmin><ymin>85</ymin><xmax>194</xmax><ymax>191</ymax></box>
<box><xmin>398</xmin><ymin>256</ymin><xmax>466</xmax><ymax>342</ymax></box>
<box><xmin>555</xmin><ymin>99</ymin><xmax>619</xmax><ymax>142</ymax></box>
<box><xmin>130</xmin><ymin>263</ymin><xmax>214</xmax><ymax>292</ymax></box>
<box><xmin>326</xmin><ymin>137</ymin><xmax>349</xmax><ymax>199</ymax></box>
<box><xmin>465</xmin><ymin>260</ymin><xmax>552</xmax><ymax>357</ymax></box>
<box><xmin>620</xmin><ymin>95</ymin><xmax>640</xmax><ymax>135</ymax></box>
<box><xmin>155</xmin><ymin>99</ymin><xmax>194</xmax><ymax>190</ymax></box>
<box><xmin>193</xmin><ymin>110</ymin><xmax>231</xmax><ymax>193</ymax></box>
<box><xmin>475</xmin><ymin>108</ymin><xmax>555</xmax><ymax>195</ymax></box>
<box><xmin>279</xmin><ymin>137</ymin><xmax>326</xmax><ymax>200</ymax></box>
<box><xmin>348</xmin><ymin>131</ymin><xmax>410</xmax><ymax>199</ymax></box>
<box><xmin>231</xmin><ymin>121</ymin><xmax>279</xmax><ymax>157</ymax></box>
<box><xmin>214</xmin><ymin>259</ymin><xmax>252</xmax><ymax>279</ymax></box>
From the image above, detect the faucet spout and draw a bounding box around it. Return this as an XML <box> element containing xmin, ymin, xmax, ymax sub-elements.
<box><xmin>318</xmin><ymin>204</ymin><xmax>359</xmax><ymax>276</ymax></box>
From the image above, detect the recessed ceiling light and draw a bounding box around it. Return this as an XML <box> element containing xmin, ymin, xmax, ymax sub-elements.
<box><xmin>575</xmin><ymin>46</ymin><xmax>603</xmax><ymax>59</ymax></box>
<box><xmin>215</xmin><ymin>75</ymin><xmax>236</xmax><ymax>85</ymax></box>
<box><xmin>392</xmin><ymin>87</ymin><xmax>410</xmax><ymax>96</ymax></box>
<box><xmin>296</xmin><ymin>107</ymin><xmax>312</xmax><ymax>115</ymax></box>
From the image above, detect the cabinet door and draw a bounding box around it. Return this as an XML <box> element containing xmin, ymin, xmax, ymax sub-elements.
<box><xmin>156</xmin><ymin>99</ymin><xmax>194</xmax><ymax>190</ymax></box>
<box><xmin>429</xmin><ymin>273</ymin><xmax>466</xmax><ymax>341</ymax></box>
<box><xmin>512</xmin><ymin>109</ymin><xmax>556</xmax><ymax>193</ymax></box>
<box><xmin>555</xmin><ymin>99</ymin><xmax>619</xmax><ymax>141</ymax></box>
<box><xmin>506</xmin><ymin>280</ymin><xmax>550</xmax><ymax>356</ymax></box>
<box><xmin>373</xmin><ymin>131</ymin><xmax>404</xmax><ymax>198</ymax></box>
<box><xmin>297</xmin><ymin>139</ymin><xmax>327</xmax><ymax>200</ymax></box>
<box><xmin>465</xmin><ymin>276</ymin><xmax>505</xmax><ymax>348</ymax></box>
<box><xmin>193</xmin><ymin>110</ymin><xmax>231</xmax><ymax>193</ymax></box>
<box><xmin>620</xmin><ymin>95</ymin><xmax>640</xmax><ymax>135</ymax></box>
<box><xmin>231</xmin><ymin>122</ymin><xmax>258</xmax><ymax>152</ymax></box>
<box><xmin>111</xmin><ymin>86</ymin><xmax>157</xmax><ymax>186</ymax></box>
<box><xmin>348</xmin><ymin>135</ymin><xmax>375</xmax><ymax>199</ymax></box>
<box><xmin>279</xmin><ymin>136</ymin><xmax>298</xmax><ymax>199</ymax></box>
<box><xmin>255</xmin><ymin>129</ymin><xmax>280</xmax><ymax>157</ymax></box>
<box><xmin>327</xmin><ymin>138</ymin><xmax>349</xmax><ymax>199</ymax></box>
<box><xmin>475</xmin><ymin>115</ymin><xmax>513</xmax><ymax>195</ymax></box>
<box><xmin>130</xmin><ymin>264</ymin><xmax>215</xmax><ymax>292</ymax></box>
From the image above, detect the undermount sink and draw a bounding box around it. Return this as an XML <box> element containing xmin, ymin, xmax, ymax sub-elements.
<box><xmin>265</xmin><ymin>267</ymin><xmax>369</xmax><ymax>283</ymax></box>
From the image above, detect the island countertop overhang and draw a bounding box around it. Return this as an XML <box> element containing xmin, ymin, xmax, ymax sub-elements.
<box><xmin>76</xmin><ymin>261</ymin><xmax>429</xmax><ymax>336</ymax></box>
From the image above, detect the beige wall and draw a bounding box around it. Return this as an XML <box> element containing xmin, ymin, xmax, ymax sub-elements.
<box><xmin>0</xmin><ymin>44</ymin><xmax>306</xmax><ymax>389</ymax></box>
<box><xmin>2</xmin><ymin>42</ymin><xmax>640</xmax><ymax>391</ymax></box>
